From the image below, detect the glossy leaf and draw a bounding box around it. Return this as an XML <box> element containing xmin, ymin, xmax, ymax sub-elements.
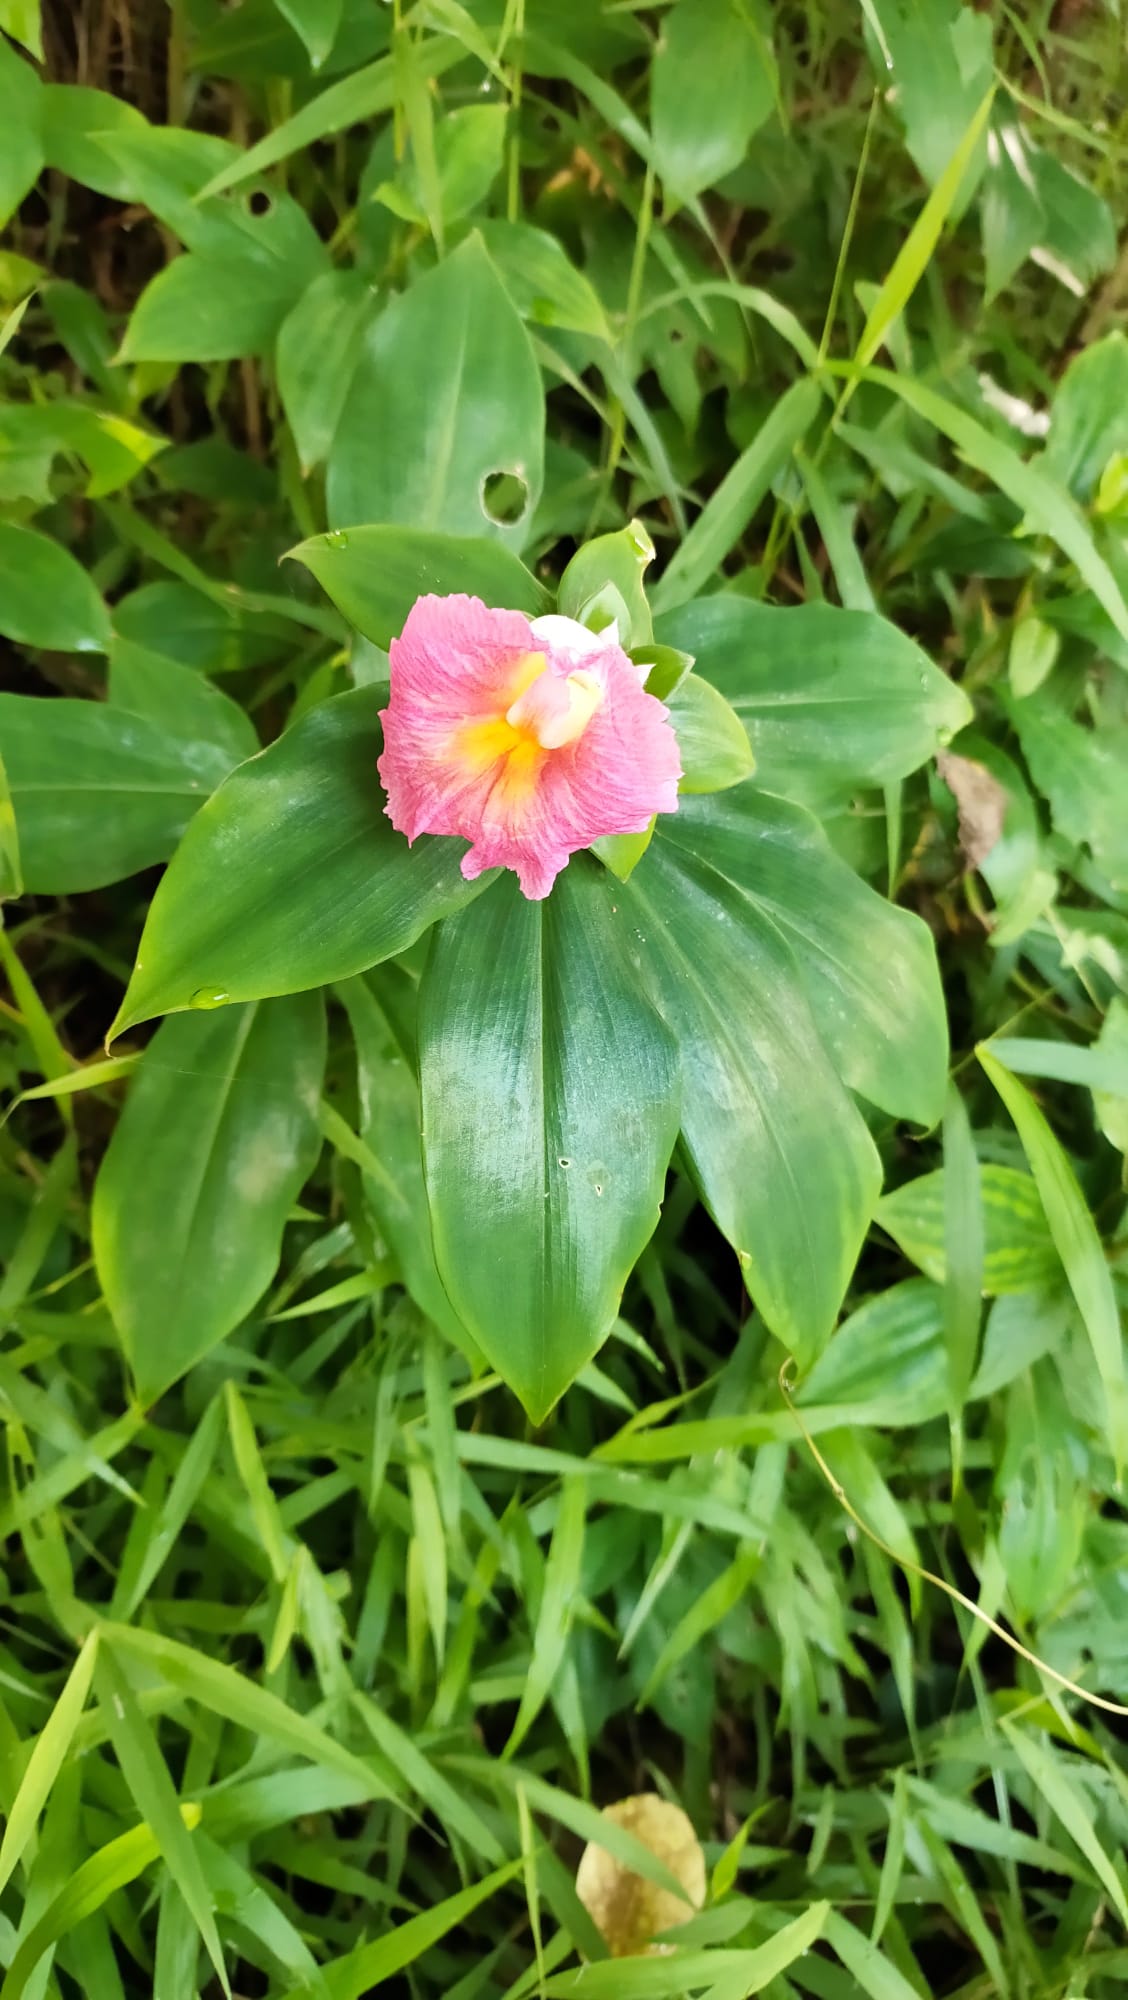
<box><xmin>656</xmin><ymin>597</ymin><xmax>970</xmax><ymax>806</ymax></box>
<box><xmin>92</xmin><ymin>995</ymin><xmax>326</xmax><ymax>1403</ymax></box>
<box><xmin>274</xmin><ymin>0</ymin><xmax>342</xmax><ymax>68</ymax></box>
<box><xmin>109</xmin><ymin>688</ymin><xmax>487</xmax><ymax>1038</ymax></box>
<box><xmin>0</xmin><ymin>747</ymin><xmax>21</xmax><ymax>900</ymax></box>
<box><xmin>0</xmin><ymin>695</ymin><xmax>236</xmax><ymax>894</ymax></box>
<box><xmin>276</xmin><ymin>268</ymin><xmax>378</xmax><ymax>475</ymax></box>
<box><xmin>877</xmin><ymin>1164</ymin><xmax>1059</xmax><ymax>1294</ymax></box>
<box><xmin>864</xmin><ymin>0</ymin><xmax>993</xmax><ymax>206</ymax></box>
<box><xmin>476</xmin><ymin>219</ymin><xmax>611</xmax><ymax>340</ymax></box>
<box><xmin>328</xmin><ymin>235</ymin><xmax>545</xmax><ymax>548</ymax></box>
<box><xmin>666</xmin><ymin>675</ymin><xmax>754</xmax><ymax>796</ymax></box>
<box><xmin>108</xmin><ymin>638</ymin><xmax>259</xmax><ymax>765</ymax></box>
<box><xmin>1043</xmin><ymin>333</ymin><xmax>1128</xmax><ymax>502</ymax></box>
<box><xmin>120</xmin><ymin>251</ymin><xmax>315</xmax><ymax>363</ymax></box>
<box><xmin>623</xmin><ymin>820</ymin><xmax>882</xmax><ymax>1364</ymax></box>
<box><xmin>289</xmin><ymin>525</ymin><xmax>548</xmax><ymax>649</ymax></box>
<box><xmin>663</xmin><ymin>788</ymin><xmax>947</xmax><ymax>1124</ymax></box>
<box><xmin>1010</xmin><ymin>699</ymin><xmax>1128</xmax><ymax>890</ymax></box>
<box><xmin>651</xmin><ymin>0</ymin><xmax>776</xmax><ymax>202</ymax></box>
<box><xmin>0</xmin><ymin>37</ymin><xmax>42</xmax><ymax>229</ymax></box>
<box><xmin>418</xmin><ymin>864</ymin><xmax>680</xmax><ymax>1420</ymax></box>
<box><xmin>0</xmin><ymin>522</ymin><xmax>111</xmax><ymax>654</ymax></box>
<box><xmin>558</xmin><ymin>522</ymin><xmax>655</xmax><ymax>646</ymax></box>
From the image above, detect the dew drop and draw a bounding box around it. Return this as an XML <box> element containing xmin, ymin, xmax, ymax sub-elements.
<box><xmin>189</xmin><ymin>985</ymin><xmax>231</xmax><ymax>1010</ymax></box>
<box><xmin>593</xmin><ymin>1182</ymin><xmax>604</xmax><ymax>1197</ymax></box>
<box><xmin>325</xmin><ymin>528</ymin><xmax>349</xmax><ymax>549</ymax></box>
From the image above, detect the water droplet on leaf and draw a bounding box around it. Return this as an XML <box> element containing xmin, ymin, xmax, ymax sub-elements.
<box><xmin>189</xmin><ymin>986</ymin><xmax>231</xmax><ymax>1010</ymax></box>
<box><xmin>325</xmin><ymin>528</ymin><xmax>349</xmax><ymax>549</ymax></box>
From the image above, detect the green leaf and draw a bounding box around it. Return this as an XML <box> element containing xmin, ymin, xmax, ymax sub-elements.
<box><xmin>558</xmin><ymin>522</ymin><xmax>655</xmax><ymax>646</ymax></box>
<box><xmin>941</xmin><ymin>1082</ymin><xmax>983</xmax><ymax>1439</ymax></box>
<box><xmin>107</xmin><ymin>638</ymin><xmax>259</xmax><ymax>765</ymax></box>
<box><xmin>978</xmin><ymin>1045</ymin><xmax>1128</xmax><ymax>1471</ymax></box>
<box><xmin>92</xmin><ymin>995</ymin><xmax>326</xmax><ymax>1402</ymax></box>
<box><xmin>328</xmin><ymin>235</ymin><xmax>545</xmax><ymax>548</ymax></box>
<box><xmin>656</xmin><ymin>597</ymin><xmax>970</xmax><ymax>807</ymax></box>
<box><xmin>665</xmin><ymin>787</ymin><xmax>947</xmax><ymax>1124</ymax></box>
<box><xmin>0</xmin><ymin>522</ymin><xmax>111</xmax><ymax>654</ymax></box>
<box><xmin>0</xmin><ymin>746</ymin><xmax>21</xmax><ymax>900</ymax></box>
<box><xmin>652</xmin><ymin>379</ymin><xmax>821</xmax><ymax>612</ymax></box>
<box><xmin>623</xmin><ymin>818</ymin><xmax>882</xmax><ymax>1365</ymax></box>
<box><xmin>292</xmin><ymin>1859</ymin><xmax>523</xmax><ymax>2000</ymax></box>
<box><xmin>832</xmin><ymin>363</ymin><xmax>1128</xmax><ymax>647</ymax></box>
<box><xmin>1010</xmin><ymin>697</ymin><xmax>1128</xmax><ymax>888</ymax></box>
<box><xmin>338</xmin><ymin>974</ymin><xmax>472</xmax><ymax>1353</ymax></box>
<box><xmin>1044</xmin><ymin>333</ymin><xmax>1128</xmax><ymax>503</ymax></box>
<box><xmin>94</xmin><ymin>1648</ymin><xmax>228</xmax><ymax>1995</ymax></box>
<box><xmin>1003</xmin><ymin>1724</ymin><xmax>1128</xmax><ymax>1928</ymax></box>
<box><xmin>39</xmin><ymin>83</ymin><xmax>147</xmax><ymax>200</ymax></box>
<box><xmin>476</xmin><ymin>219</ymin><xmax>611</xmax><ymax>340</ymax></box>
<box><xmin>0</xmin><ymin>0</ymin><xmax>42</xmax><ymax>61</ymax></box>
<box><xmin>855</xmin><ymin>84</ymin><xmax>995</xmax><ymax>373</ymax></box>
<box><xmin>274</xmin><ymin>0</ymin><xmax>342</xmax><ymax>68</ymax></box>
<box><xmin>0</xmin><ymin>37</ymin><xmax>42</xmax><ymax>230</ymax></box>
<box><xmin>0</xmin><ymin>1631</ymin><xmax>98</xmax><ymax>1899</ymax></box>
<box><xmin>276</xmin><ymin>269</ymin><xmax>378</xmax><ymax>476</ymax></box>
<box><xmin>864</xmin><ymin>0</ymin><xmax>993</xmax><ymax>206</ymax></box>
<box><xmin>109</xmin><ymin>688</ymin><xmax>486</xmax><ymax>1038</ymax></box>
<box><xmin>877</xmin><ymin>1164</ymin><xmax>1060</xmax><ymax>1294</ymax></box>
<box><xmin>651</xmin><ymin>0</ymin><xmax>776</xmax><ymax>202</ymax></box>
<box><xmin>0</xmin><ymin>695</ymin><xmax>236</xmax><ymax>894</ymax></box>
<box><xmin>120</xmin><ymin>250</ymin><xmax>313</xmax><ymax>363</ymax></box>
<box><xmin>288</xmin><ymin>525</ymin><xmax>548</xmax><ymax>649</ymax></box>
<box><xmin>418</xmin><ymin>864</ymin><xmax>680</xmax><ymax>1421</ymax></box>
<box><xmin>665</xmin><ymin>674</ymin><xmax>754</xmax><ymax>796</ymax></box>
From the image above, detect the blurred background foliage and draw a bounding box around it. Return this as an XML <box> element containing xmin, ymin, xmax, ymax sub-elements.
<box><xmin>2</xmin><ymin>0</ymin><xmax>1128</xmax><ymax>1995</ymax></box>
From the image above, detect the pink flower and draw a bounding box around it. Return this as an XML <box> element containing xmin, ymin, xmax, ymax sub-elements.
<box><xmin>378</xmin><ymin>594</ymin><xmax>682</xmax><ymax>900</ymax></box>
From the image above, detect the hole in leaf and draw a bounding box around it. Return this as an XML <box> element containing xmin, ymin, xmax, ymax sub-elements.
<box><xmin>245</xmin><ymin>188</ymin><xmax>274</xmax><ymax>219</ymax></box>
<box><xmin>480</xmin><ymin>469</ymin><xmax>528</xmax><ymax>527</ymax></box>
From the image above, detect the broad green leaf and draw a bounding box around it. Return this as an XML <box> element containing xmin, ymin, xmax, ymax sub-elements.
<box><xmin>0</xmin><ymin>695</ymin><xmax>235</xmax><ymax>894</ymax></box>
<box><xmin>877</xmin><ymin>1164</ymin><xmax>1059</xmax><ymax>1294</ymax></box>
<box><xmin>1043</xmin><ymin>332</ymin><xmax>1128</xmax><ymax>502</ymax></box>
<box><xmin>120</xmin><ymin>251</ymin><xmax>314</xmax><ymax>362</ymax></box>
<box><xmin>655</xmin><ymin>597</ymin><xmax>970</xmax><ymax>806</ymax></box>
<box><xmin>277</xmin><ymin>269</ymin><xmax>377</xmax><ymax>475</ymax></box>
<box><xmin>39</xmin><ymin>83</ymin><xmax>147</xmax><ymax>200</ymax></box>
<box><xmin>92</xmin><ymin>995</ymin><xmax>326</xmax><ymax>1401</ymax></box>
<box><xmin>0</xmin><ymin>37</ymin><xmax>42</xmax><ymax>230</ymax></box>
<box><xmin>338</xmin><ymin>974</ymin><xmax>471</xmax><ymax>1353</ymax></box>
<box><xmin>1010</xmin><ymin>697</ymin><xmax>1128</xmax><ymax>889</ymax></box>
<box><xmin>328</xmin><ymin>235</ymin><xmax>545</xmax><ymax>548</ymax></box>
<box><xmin>651</xmin><ymin>0</ymin><xmax>776</xmax><ymax>202</ymax></box>
<box><xmin>830</xmin><ymin>364</ymin><xmax>1128</xmax><ymax>646</ymax></box>
<box><xmin>663</xmin><ymin>788</ymin><xmax>947</xmax><ymax>1124</ymax></box>
<box><xmin>985</xmin><ymin>1033</ymin><xmax>1128</xmax><ymax>1102</ymax></box>
<box><xmin>623</xmin><ymin>823</ymin><xmax>881</xmax><ymax>1365</ymax></box>
<box><xmin>796</xmin><ymin>1279</ymin><xmax>942</xmax><ymax>1424</ymax></box>
<box><xmin>558</xmin><ymin>522</ymin><xmax>655</xmax><ymax>645</ymax></box>
<box><xmin>476</xmin><ymin>219</ymin><xmax>611</xmax><ymax>340</ymax></box>
<box><xmin>0</xmin><ymin>522</ymin><xmax>111</xmax><ymax>653</ymax></box>
<box><xmin>652</xmin><ymin>378</ymin><xmax>821</xmax><ymax>612</ymax></box>
<box><xmin>289</xmin><ymin>525</ymin><xmax>548</xmax><ymax>649</ymax></box>
<box><xmin>983</xmin><ymin>122</ymin><xmax>1116</xmax><ymax>302</ymax></box>
<box><xmin>0</xmin><ymin>0</ymin><xmax>42</xmax><ymax>60</ymax></box>
<box><xmin>108</xmin><ymin>688</ymin><xmax>486</xmax><ymax>1038</ymax></box>
<box><xmin>864</xmin><ymin>0</ymin><xmax>993</xmax><ymax>206</ymax></box>
<box><xmin>665</xmin><ymin>675</ymin><xmax>754</xmax><ymax>796</ymax></box>
<box><xmin>0</xmin><ymin>1631</ymin><xmax>98</xmax><ymax>1899</ymax></box>
<box><xmin>108</xmin><ymin>638</ymin><xmax>259</xmax><ymax>765</ymax></box>
<box><xmin>274</xmin><ymin>0</ymin><xmax>342</xmax><ymax>67</ymax></box>
<box><xmin>978</xmin><ymin>1046</ymin><xmax>1128</xmax><ymax>1469</ymax></box>
<box><xmin>418</xmin><ymin>863</ymin><xmax>680</xmax><ymax>1420</ymax></box>
<box><xmin>410</xmin><ymin>104</ymin><xmax>506</xmax><ymax>226</ymax></box>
